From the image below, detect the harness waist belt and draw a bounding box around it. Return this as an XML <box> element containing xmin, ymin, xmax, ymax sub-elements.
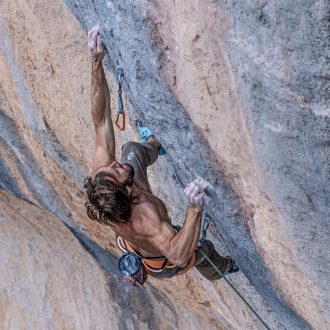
<box><xmin>116</xmin><ymin>236</ymin><xmax>195</xmax><ymax>275</ymax></box>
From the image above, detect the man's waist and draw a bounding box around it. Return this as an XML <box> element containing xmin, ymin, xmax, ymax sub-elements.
<box><xmin>116</xmin><ymin>230</ymin><xmax>195</xmax><ymax>275</ymax></box>
<box><xmin>117</xmin><ymin>224</ymin><xmax>181</xmax><ymax>260</ymax></box>
<box><xmin>116</xmin><ymin>236</ymin><xmax>177</xmax><ymax>272</ymax></box>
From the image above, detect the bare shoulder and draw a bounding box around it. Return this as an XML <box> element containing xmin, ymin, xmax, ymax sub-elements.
<box><xmin>132</xmin><ymin>201</ymin><xmax>163</xmax><ymax>235</ymax></box>
<box><xmin>139</xmin><ymin>202</ymin><xmax>175</xmax><ymax>252</ymax></box>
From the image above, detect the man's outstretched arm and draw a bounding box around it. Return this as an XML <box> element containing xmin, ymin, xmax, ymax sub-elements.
<box><xmin>88</xmin><ymin>25</ymin><xmax>116</xmax><ymax>174</ymax></box>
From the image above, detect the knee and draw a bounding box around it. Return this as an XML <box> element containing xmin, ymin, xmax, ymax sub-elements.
<box><xmin>122</xmin><ymin>141</ymin><xmax>141</xmax><ymax>152</ymax></box>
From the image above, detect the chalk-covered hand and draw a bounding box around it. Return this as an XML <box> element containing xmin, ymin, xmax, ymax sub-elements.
<box><xmin>88</xmin><ymin>25</ymin><xmax>104</xmax><ymax>59</ymax></box>
<box><xmin>184</xmin><ymin>177</ymin><xmax>209</xmax><ymax>208</ymax></box>
<box><xmin>193</xmin><ymin>177</ymin><xmax>209</xmax><ymax>191</ymax></box>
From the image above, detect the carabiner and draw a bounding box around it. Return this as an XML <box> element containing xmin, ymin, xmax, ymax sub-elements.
<box><xmin>115</xmin><ymin>66</ymin><xmax>125</xmax><ymax>131</ymax></box>
<box><xmin>115</xmin><ymin>111</ymin><xmax>125</xmax><ymax>131</ymax></box>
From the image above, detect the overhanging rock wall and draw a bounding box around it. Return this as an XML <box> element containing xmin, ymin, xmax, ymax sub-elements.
<box><xmin>0</xmin><ymin>0</ymin><xmax>329</xmax><ymax>329</ymax></box>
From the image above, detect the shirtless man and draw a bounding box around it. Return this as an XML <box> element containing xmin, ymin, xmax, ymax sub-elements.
<box><xmin>84</xmin><ymin>25</ymin><xmax>238</xmax><ymax>285</ymax></box>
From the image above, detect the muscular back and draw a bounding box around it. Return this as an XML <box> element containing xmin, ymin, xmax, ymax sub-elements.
<box><xmin>114</xmin><ymin>190</ymin><xmax>177</xmax><ymax>258</ymax></box>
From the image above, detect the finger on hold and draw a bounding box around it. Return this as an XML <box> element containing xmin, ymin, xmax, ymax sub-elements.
<box><xmin>193</xmin><ymin>181</ymin><xmax>202</xmax><ymax>190</ymax></box>
<box><xmin>88</xmin><ymin>24</ymin><xmax>99</xmax><ymax>38</ymax></box>
<box><xmin>193</xmin><ymin>185</ymin><xmax>200</xmax><ymax>195</ymax></box>
<box><xmin>88</xmin><ymin>33</ymin><xmax>98</xmax><ymax>50</ymax></box>
<box><xmin>188</xmin><ymin>186</ymin><xmax>200</xmax><ymax>200</ymax></box>
<box><xmin>92</xmin><ymin>31</ymin><xmax>98</xmax><ymax>44</ymax></box>
<box><xmin>192</xmin><ymin>180</ymin><xmax>203</xmax><ymax>191</ymax></box>
<box><xmin>195</xmin><ymin>177</ymin><xmax>208</xmax><ymax>189</ymax></box>
<box><xmin>193</xmin><ymin>177</ymin><xmax>203</xmax><ymax>185</ymax></box>
<box><xmin>201</xmin><ymin>182</ymin><xmax>209</xmax><ymax>190</ymax></box>
<box><xmin>184</xmin><ymin>182</ymin><xmax>195</xmax><ymax>195</ymax></box>
<box><xmin>184</xmin><ymin>188</ymin><xmax>192</xmax><ymax>197</ymax></box>
<box><xmin>92</xmin><ymin>26</ymin><xmax>100</xmax><ymax>41</ymax></box>
<box><xmin>185</xmin><ymin>186</ymin><xmax>194</xmax><ymax>197</ymax></box>
<box><xmin>197</xmin><ymin>176</ymin><xmax>206</xmax><ymax>182</ymax></box>
<box><xmin>93</xmin><ymin>24</ymin><xmax>100</xmax><ymax>33</ymax></box>
<box><xmin>96</xmin><ymin>35</ymin><xmax>103</xmax><ymax>52</ymax></box>
<box><xmin>190</xmin><ymin>183</ymin><xmax>199</xmax><ymax>194</ymax></box>
<box><xmin>184</xmin><ymin>183</ymin><xmax>193</xmax><ymax>194</ymax></box>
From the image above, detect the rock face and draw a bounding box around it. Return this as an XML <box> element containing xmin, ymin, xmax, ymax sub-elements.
<box><xmin>0</xmin><ymin>189</ymin><xmax>117</xmax><ymax>329</ymax></box>
<box><xmin>0</xmin><ymin>0</ymin><xmax>329</xmax><ymax>329</ymax></box>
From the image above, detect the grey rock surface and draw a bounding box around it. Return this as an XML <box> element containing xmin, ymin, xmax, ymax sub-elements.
<box><xmin>63</xmin><ymin>0</ymin><xmax>329</xmax><ymax>329</ymax></box>
<box><xmin>222</xmin><ymin>0</ymin><xmax>330</xmax><ymax>274</ymax></box>
<box><xmin>0</xmin><ymin>0</ymin><xmax>328</xmax><ymax>328</ymax></box>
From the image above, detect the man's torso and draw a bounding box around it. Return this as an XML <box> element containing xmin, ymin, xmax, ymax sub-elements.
<box><xmin>113</xmin><ymin>184</ymin><xmax>176</xmax><ymax>258</ymax></box>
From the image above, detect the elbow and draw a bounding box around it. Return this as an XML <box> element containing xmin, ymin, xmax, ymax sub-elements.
<box><xmin>172</xmin><ymin>256</ymin><xmax>191</xmax><ymax>268</ymax></box>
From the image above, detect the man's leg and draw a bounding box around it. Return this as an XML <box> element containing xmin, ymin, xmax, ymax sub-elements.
<box><xmin>121</xmin><ymin>140</ymin><xmax>159</xmax><ymax>192</ymax></box>
<box><xmin>194</xmin><ymin>240</ymin><xmax>232</xmax><ymax>281</ymax></box>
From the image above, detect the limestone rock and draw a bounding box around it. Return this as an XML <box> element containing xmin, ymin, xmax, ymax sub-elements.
<box><xmin>0</xmin><ymin>0</ymin><xmax>329</xmax><ymax>329</ymax></box>
<box><xmin>0</xmin><ymin>189</ymin><xmax>123</xmax><ymax>329</ymax></box>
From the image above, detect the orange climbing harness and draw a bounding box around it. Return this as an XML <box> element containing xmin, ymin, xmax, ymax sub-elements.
<box><xmin>116</xmin><ymin>236</ymin><xmax>195</xmax><ymax>275</ymax></box>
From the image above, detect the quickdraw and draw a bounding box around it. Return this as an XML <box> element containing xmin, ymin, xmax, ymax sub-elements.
<box><xmin>115</xmin><ymin>66</ymin><xmax>125</xmax><ymax>131</ymax></box>
<box><xmin>199</xmin><ymin>210</ymin><xmax>211</xmax><ymax>245</ymax></box>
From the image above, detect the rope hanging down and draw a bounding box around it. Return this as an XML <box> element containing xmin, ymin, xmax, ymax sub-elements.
<box><xmin>115</xmin><ymin>66</ymin><xmax>125</xmax><ymax>131</ymax></box>
<box><xmin>199</xmin><ymin>214</ymin><xmax>271</xmax><ymax>330</ymax></box>
<box><xmin>164</xmin><ymin>155</ymin><xmax>271</xmax><ymax>329</ymax></box>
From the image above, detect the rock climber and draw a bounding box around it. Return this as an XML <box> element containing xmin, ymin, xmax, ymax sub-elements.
<box><xmin>84</xmin><ymin>25</ymin><xmax>239</xmax><ymax>286</ymax></box>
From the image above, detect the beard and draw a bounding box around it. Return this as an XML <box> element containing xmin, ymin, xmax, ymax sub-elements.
<box><xmin>122</xmin><ymin>163</ymin><xmax>135</xmax><ymax>187</ymax></box>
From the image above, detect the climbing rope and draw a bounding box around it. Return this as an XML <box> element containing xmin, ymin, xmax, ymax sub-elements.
<box><xmin>199</xmin><ymin>250</ymin><xmax>271</xmax><ymax>330</ymax></box>
<box><xmin>199</xmin><ymin>215</ymin><xmax>271</xmax><ymax>330</ymax></box>
<box><xmin>115</xmin><ymin>66</ymin><xmax>125</xmax><ymax>131</ymax></box>
<box><xmin>140</xmin><ymin>137</ymin><xmax>270</xmax><ymax>328</ymax></box>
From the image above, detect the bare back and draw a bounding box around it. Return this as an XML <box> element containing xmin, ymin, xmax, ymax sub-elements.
<box><xmin>113</xmin><ymin>188</ymin><xmax>177</xmax><ymax>258</ymax></box>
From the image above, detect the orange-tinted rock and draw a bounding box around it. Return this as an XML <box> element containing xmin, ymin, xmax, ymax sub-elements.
<box><xmin>0</xmin><ymin>189</ymin><xmax>118</xmax><ymax>329</ymax></box>
<box><xmin>1</xmin><ymin>0</ymin><xmax>329</xmax><ymax>329</ymax></box>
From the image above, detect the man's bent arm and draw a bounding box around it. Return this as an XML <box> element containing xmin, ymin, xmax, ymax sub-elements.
<box><xmin>148</xmin><ymin>205</ymin><xmax>202</xmax><ymax>268</ymax></box>
<box><xmin>167</xmin><ymin>206</ymin><xmax>202</xmax><ymax>267</ymax></box>
<box><xmin>90</xmin><ymin>37</ymin><xmax>116</xmax><ymax>173</ymax></box>
<box><xmin>148</xmin><ymin>179</ymin><xmax>209</xmax><ymax>267</ymax></box>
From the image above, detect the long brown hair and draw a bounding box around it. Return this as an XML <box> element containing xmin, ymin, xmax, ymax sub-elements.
<box><xmin>84</xmin><ymin>176</ymin><xmax>131</xmax><ymax>226</ymax></box>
